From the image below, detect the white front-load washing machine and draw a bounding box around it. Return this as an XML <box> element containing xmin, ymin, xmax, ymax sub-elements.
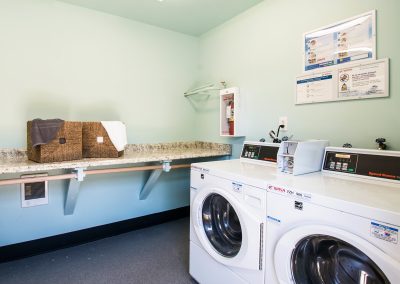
<box><xmin>265</xmin><ymin>147</ymin><xmax>400</xmax><ymax>284</ymax></box>
<box><xmin>190</xmin><ymin>141</ymin><xmax>280</xmax><ymax>284</ymax></box>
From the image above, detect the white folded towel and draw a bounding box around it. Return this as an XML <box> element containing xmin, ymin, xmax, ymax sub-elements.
<box><xmin>101</xmin><ymin>121</ymin><xmax>128</xmax><ymax>152</ymax></box>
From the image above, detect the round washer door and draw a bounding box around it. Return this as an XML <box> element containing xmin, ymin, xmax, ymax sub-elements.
<box><xmin>192</xmin><ymin>186</ymin><xmax>262</xmax><ymax>270</ymax></box>
<box><xmin>274</xmin><ymin>225</ymin><xmax>400</xmax><ymax>284</ymax></box>
<box><xmin>201</xmin><ymin>193</ymin><xmax>242</xmax><ymax>257</ymax></box>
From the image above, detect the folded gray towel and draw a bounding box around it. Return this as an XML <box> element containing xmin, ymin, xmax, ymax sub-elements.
<box><xmin>30</xmin><ymin>119</ymin><xmax>64</xmax><ymax>147</ymax></box>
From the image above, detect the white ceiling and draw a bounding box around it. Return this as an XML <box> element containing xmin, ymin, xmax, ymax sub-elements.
<box><xmin>59</xmin><ymin>0</ymin><xmax>263</xmax><ymax>36</ymax></box>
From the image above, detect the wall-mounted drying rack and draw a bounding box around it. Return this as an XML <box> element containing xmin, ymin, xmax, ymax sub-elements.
<box><xmin>184</xmin><ymin>81</ymin><xmax>227</xmax><ymax>97</ymax></box>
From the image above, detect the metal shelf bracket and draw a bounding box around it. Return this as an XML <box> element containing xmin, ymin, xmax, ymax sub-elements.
<box><xmin>64</xmin><ymin>167</ymin><xmax>86</xmax><ymax>215</ymax></box>
<box><xmin>139</xmin><ymin>160</ymin><xmax>172</xmax><ymax>200</ymax></box>
<box><xmin>162</xmin><ymin>160</ymin><xmax>172</xmax><ymax>172</ymax></box>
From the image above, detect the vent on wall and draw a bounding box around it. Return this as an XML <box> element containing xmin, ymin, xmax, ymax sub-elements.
<box><xmin>20</xmin><ymin>173</ymin><xmax>49</xmax><ymax>208</ymax></box>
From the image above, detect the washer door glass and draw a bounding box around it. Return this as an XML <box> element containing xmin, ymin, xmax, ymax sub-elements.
<box><xmin>202</xmin><ymin>193</ymin><xmax>242</xmax><ymax>257</ymax></box>
<box><xmin>291</xmin><ymin>234</ymin><xmax>390</xmax><ymax>284</ymax></box>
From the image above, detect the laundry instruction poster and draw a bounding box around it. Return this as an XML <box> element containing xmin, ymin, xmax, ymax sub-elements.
<box><xmin>296</xmin><ymin>71</ymin><xmax>336</xmax><ymax>104</ymax></box>
<box><xmin>304</xmin><ymin>11</ymin><xmax>375</xmax><ymax>71</ymax></box>
<box><xmin>338</xmin><ymin>59</ymin><xmax>388</xmax><ymax>99</ymax></box>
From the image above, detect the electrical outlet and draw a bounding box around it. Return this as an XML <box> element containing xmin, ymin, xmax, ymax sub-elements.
<box><xmin>279</xmin><ymin>116</ymin><xmax>288</xmax><ymax>131</ymax></box>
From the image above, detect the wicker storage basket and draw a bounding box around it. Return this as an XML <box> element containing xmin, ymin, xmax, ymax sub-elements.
<box><xmin>27</xmin><ymin>121</ymin><xmax>83</xmax><ymax>163</ymax></box>
<box><xmin>82</xmin><ymin>122</ymin><xmax>123</xmax><ymax>158</ymax></box>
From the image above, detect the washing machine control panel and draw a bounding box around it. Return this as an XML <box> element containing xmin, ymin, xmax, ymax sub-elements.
<box><xmin>323</xmin><ymin>149</ymin><xmax>400</xmax><ymax>182</ymax></box>
<box><xmin>241</xmin><ymin>142</ymin><xmax>279</xmax><ymax>163</ymax></box>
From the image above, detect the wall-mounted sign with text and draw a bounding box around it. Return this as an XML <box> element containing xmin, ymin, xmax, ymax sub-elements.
<box><xmin>295</xmin><ymin>58</ymin><xmax>389</xmax><ymax>105</ymax></box>
<box><xmin>304</xmin><ymin>10</ymin><xmax>376</xmax><ymax>72</ymax></box>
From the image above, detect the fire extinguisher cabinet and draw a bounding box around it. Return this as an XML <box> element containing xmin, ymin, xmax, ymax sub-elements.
<box><xmin>220</xmin><ymin>87</ymin><xmax>243</xmax><ymax>137</ymax></box>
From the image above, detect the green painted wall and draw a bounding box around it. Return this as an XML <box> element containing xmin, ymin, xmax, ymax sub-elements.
<box><xmin>196</xmin><ymin>0</ymin><xmax>400</xmax><ymax>152</ymax></box>
<box><xmin>0</xmin><ymin>0</ymin><xmax>199</xmax><ymax>148</ymax></box>
<box><xmin>0</xmin><ymin>0</ymin><xmax>199</xmax><ymax>246</ymax></box>
<box><xmin>1</xmin><ymin>0</ymin><xmax>399</xmax><ymax>246</ymax></box>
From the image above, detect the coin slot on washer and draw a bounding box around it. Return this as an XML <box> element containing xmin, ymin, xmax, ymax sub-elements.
<box><xmin>295</xmin><ymin>201</ymin><xmax>303</xmax><ymax>211</ymax></box>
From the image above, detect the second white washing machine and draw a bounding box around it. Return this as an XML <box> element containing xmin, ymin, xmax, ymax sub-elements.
<box><xmin>189</xmin><ymin>141</ymin><xmax>280</xmax><ymax>284</ymax></box>
<box><xmin>265</xmin><ymin>147</ymin><xmax>400</xmax><ymax>284</ymax></box>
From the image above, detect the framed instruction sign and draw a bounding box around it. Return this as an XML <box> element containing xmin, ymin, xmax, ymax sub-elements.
<box><xmin>304</xmin><ymin>10</ymin><xmax>376</xmax><ymax>71</ymax></box>
<box><xmin>338</xmin><ymin>58</ymin><xmax>388</xmax><ymax>100</ymax></box>
<box><xmin>296</xmin><ymin>71</ymin><xmax>337</xmax><ymax>104</ymax></box>
<box><xmin>296</xmin><ymin>58</ymin><xmax>389</xmax><ymax>105</ymax></box>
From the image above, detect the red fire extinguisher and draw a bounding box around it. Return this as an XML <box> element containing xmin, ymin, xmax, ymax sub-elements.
<box><xmin>228</xmin><ymin>100</ymin><xmax>234</xmax><ymax>135</ymax></box>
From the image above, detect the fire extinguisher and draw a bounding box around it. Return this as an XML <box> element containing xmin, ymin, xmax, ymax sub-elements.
<box><xmin>227</xmin><ymin>100</ymin><xmax>234</xmax><ymax>135</ymax></box>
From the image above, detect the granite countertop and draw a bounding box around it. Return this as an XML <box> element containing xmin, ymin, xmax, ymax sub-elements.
<box><xmin>0</xmin><ymin>141</ymin><xmax>231</xmax><ymax>174</ymax></box>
